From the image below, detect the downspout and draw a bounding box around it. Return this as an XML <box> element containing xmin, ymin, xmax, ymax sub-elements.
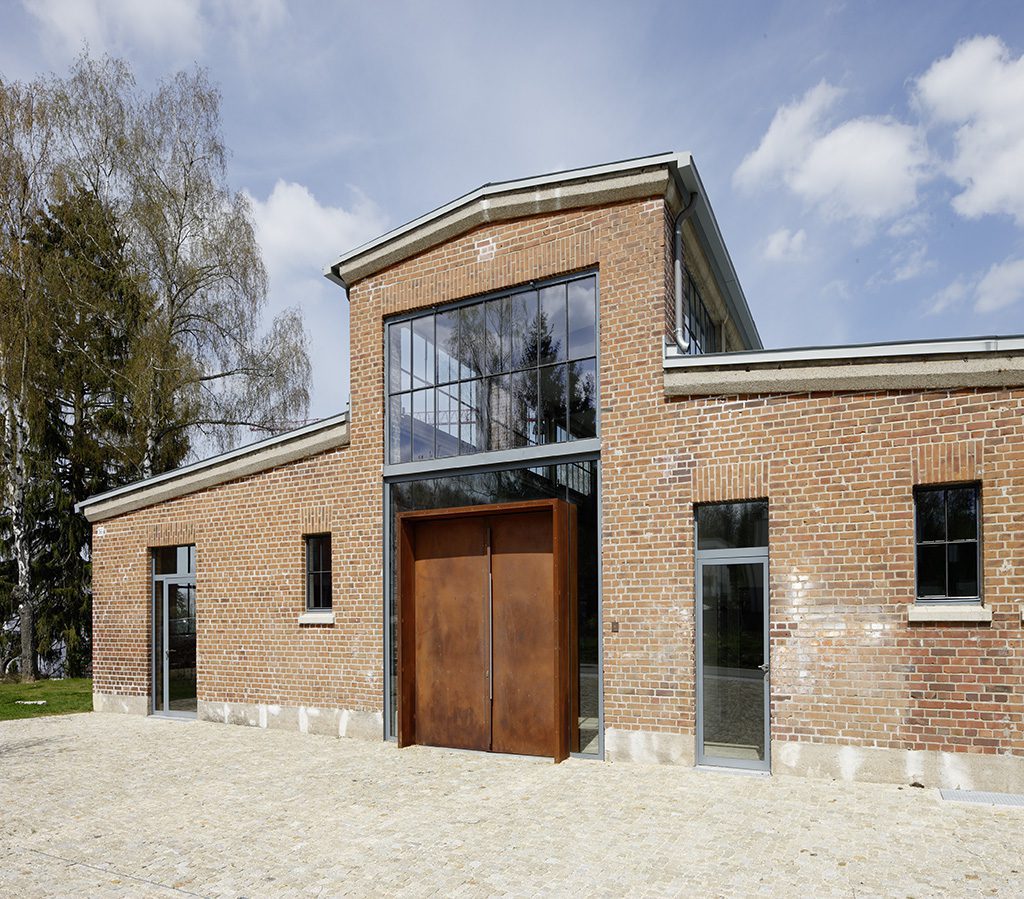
<box><xmin>670</xmin><ymin>191</ymin><xmax>699</xmax><ymax>354</ymax></box>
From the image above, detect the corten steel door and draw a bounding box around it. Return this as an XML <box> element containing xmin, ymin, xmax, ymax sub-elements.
<box><xmin>398</xmin><ymin>499</ymin><xmax>571</xmax><ymax>761</ymax></box>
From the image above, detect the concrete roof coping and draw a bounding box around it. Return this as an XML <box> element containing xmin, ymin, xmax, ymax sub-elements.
<box><xmin>75</xmin><ymin>412</ymin><xmax>350</xmax><ymax>523</ymax></box>
<box><xmin>663</xmin><ymin>335</ymin><xmax>1024</xmax><ymax>397</ymax></box>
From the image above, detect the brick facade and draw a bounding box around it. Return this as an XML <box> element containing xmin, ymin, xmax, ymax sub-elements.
<box><xmin>88</xmin><ymin>179</ymin><xmax>1024</xmax><ymax>786</ymax></box>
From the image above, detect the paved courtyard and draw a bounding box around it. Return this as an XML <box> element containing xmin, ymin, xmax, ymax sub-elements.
<box><xmin>1</xmin><ymin>714</ymin><xmax>1022</xmax><ymax>897</ymax></box>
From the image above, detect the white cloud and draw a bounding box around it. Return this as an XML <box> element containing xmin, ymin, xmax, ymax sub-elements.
<box><xmin>761</xmin><ymin>227</ymin><xmax>807</xmax><ymax>262</ymax></box>
<box><xmin>735</xmin><ymin>81</ymin><xmax>929</xmax><ymax>222</ymax></box>
<box><xmin>924</xmin><ymin>277</ymin><xmax>970</xmax><ymax>316</ymax></box>
<box><xmin>22</xmin><ymin>0</ymin><xmax>203</xmax><ymax>59</ymax></box>
<box><xmin>734</xmin><ymin>81</ymin><xmax>843</xmax><ymax>190</ymax></box>
<box><xmin>974</xmin><ymin>258</ymin><xmax>1024</xmax><ymax>312</ymax></box>
<box><xmin>245</xmin><ymin>180</ymin><xmax>388</xmax><ymax>283</ymax></box>
<box><xmin>916</xmin><ymin>35</ymin><xmax>1024</xmax><ymax>224</ymax></box>
<box><xmin>245</xmin><ymin>180</ymin><xmax>388</xmax><ymax>420</ymax></box>
<box><xmin>889</xmin><ymin>240</ymin><xmax>933</xmax><ymax>283</ymax></box>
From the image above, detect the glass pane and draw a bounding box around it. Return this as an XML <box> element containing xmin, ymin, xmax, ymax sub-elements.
<box><xmin>187</xmin><ymin>545</ymin><xmax>195</xmax><ymax>575</ymax></box>
<box><xmin>152</xmin><ymin>582</ymin><xmax>163</xmax><ymax>710</ymax></box>
<box><xmin>389</xmin><ymin>321</ymin><xmax>412</xmax><ymax>392</ymax></box>
<box><xmin>459</xmin><ymin>303</ymin><xmax>486</xmax><ymax>381</ymax></box>
<box><xmin>947</xmin><ymin>543</ymin><xmax>978</xmax><ymax>597</ymax></box>
<box><xmin>510</xmin><ymin>369</ymin><xmax>537</xmax><ymax>447</ymax></box>
<box><xmin>459</xmin><ymin>379</ymin><xmax>486</xmax><ymax>453</ymax></box>
<box><xmin>487</xmin><ymin>374</ymin><xmax>512</xmax><ymax>451</ymax></box>
<box><xmin>411</xmin><ymin>316</ymin><xmax>434</xmax><ymax>387</ymax></box>
<box><xmin>916</xmin><ymin>489</ymin><xmax>945</xmax><ymax>542</ymax></box>
<box><xmin>539</xmin><ymin>283</ymin><xmax>567</xmax><ymax>365</ymax></box>
<box><xmin>567</xmin><ymin>277</ymin><xmax>597</xmax><ymax>360</ymax></box>
<box><xmin>701</xmin><ymin>562</ymin><xmax>766</xmax><ymax>762</ymax></box>
<box><xmin>167</xmin><ymin>584</ymin><xmax>197</xmax><ymax>712</ymax></box>
<box><xmin>435</xmin><ymin>309</ymin><xmax>459</xmax><ymax>384</ymax></box>
<box><xmin>322</xmin><ymin>572</ymin><xmax>333</xmax><ymax>609</ymax></box>
<box><xmin>569</xmin><ymin>358</ymin><xmax>597</xmax><ymax>440</ymax></box>
<box><xmin>916</xmin><ymin>544</ymin><xmax>946</xmax><ymax>596</ymax></box>
<box><xmin>697</xmin><ymin>502</ymin><xmax>768</xmax><ymax>550</ymax></box>
<box><xmin>435</xmin><ymin>383</ymin><xmax>460</xmax><ymax>458</ymax></box>
<box><xmin>154</xmin><ymin>546</ymin><xmax>178</xmax><ymax>575</ymax></box>
<box><xmin>388</xmin><ymin>394</ymin><xmax>412</xmax><ymax>464</ymax></box>
<box><xmin>511</xmin><ymin>290</ymin><xmax>538</xmax><ymax>369</ymax></box>
<box><xmin>485</xmin><ymin>297</ymin><xmax>511</xmax><ymax>375</ymax></box>
<box><xmin>411</xmin><ymin>387</ymin><xmax>435</xmax><ymax>462</ymax></box>
<box><xmin>946</xmin><ymin>487</ymin><xmax>977</xmax><ymax>541</ymax></box>
<box><xmin>538</xmin><ymin>363</ymin><xmax>567</xmax><ymax>445</ymax></box>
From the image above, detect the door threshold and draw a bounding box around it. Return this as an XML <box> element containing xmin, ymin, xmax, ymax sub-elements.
<box><xmin>696</xmin><ymin>763</ymin><xmax>770</xmax><ymax>777</ymax></box>
<box><xmin>150</xmin><ymin>711</ymin><xmax>197</xmax><ymax>721</ymax></box>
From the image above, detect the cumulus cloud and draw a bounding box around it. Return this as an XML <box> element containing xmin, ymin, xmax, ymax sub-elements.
<box><xmin>22</xmin><ymin>0</ymin><xmax>204</xmax><ymax>59</ymax></box>
<box><xmin>735</xmin><ymin>81</ymin><xmax>929</xmax><ymax>222</ymax></box>
<box><xmin>245</xmin><ymin>180</ymin><xmax>388</xmax><ymax>283</ymax></box>
<box><xmin>916</xmin><ymin>35</ymin><xmax>1024</xmax><ymax>224</ymax></box>
<box><xmin>761</xmin><ymin>227</ymin><xmax>807</xmax><ymax>262</ymax></box>
<box><xmin>974</xmin><ymin>258</ymin><xmax>1024</xmax><ymax>312</ymax></box>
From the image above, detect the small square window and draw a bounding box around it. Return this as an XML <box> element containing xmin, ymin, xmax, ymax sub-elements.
<box><xmin>914</xmin><ymin>485</ymin><xmax>980</xmax><ymax>602</ymax></box>
<box><xmin>305</xmin><ymin>534</ymin><xmax>332</xmax><ymax>611</ymax></box>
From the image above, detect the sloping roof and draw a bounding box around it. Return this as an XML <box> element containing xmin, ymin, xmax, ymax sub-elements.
<box><xmin>75</xmin><ymin>412</ymin><xmax>350</xmax><ymax>523</ymax></box>
<box><xmin>324</xmin><ymin>152</ymin><xmax>762</xmax><ymax>350</ymax></box>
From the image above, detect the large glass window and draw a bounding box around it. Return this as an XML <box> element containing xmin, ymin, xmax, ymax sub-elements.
<box><xmin>386</xmin><ymin>274</ymin><xmax>598</xmax><ymax>464</ymax></box>
<box><xmin>388</xmin><ymin>459</ymin><xmax>600</xmax><ymax>754</ymax></box>
<box><xmin>915</xmin><ymin>484</ymin><xmax>980</xmax><ymax>601</ymax></box>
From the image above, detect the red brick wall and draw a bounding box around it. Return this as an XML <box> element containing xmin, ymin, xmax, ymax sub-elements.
<box><xmin>92</xmin><ymin>191</ymin><xmax>1024</xmax><ymax>761</ymax></box>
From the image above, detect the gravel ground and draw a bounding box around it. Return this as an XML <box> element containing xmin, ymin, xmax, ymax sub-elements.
<box><xmin>1</xmin><ymin>712</ymin><xmax>1021</xmax><ymax>897</ymax></box>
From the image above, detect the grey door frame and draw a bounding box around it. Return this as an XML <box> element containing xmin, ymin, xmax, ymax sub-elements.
<box><xmin>152</xmin><ymin>575</ymin><xmax>196</xmax><ymax>718</ymax></box>
<box><xmin>695</xmin><ymin>548</ymin><xmax>770</xmax><ymax>771</ymax></box>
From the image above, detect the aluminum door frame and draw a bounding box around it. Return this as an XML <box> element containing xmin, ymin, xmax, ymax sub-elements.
<box><xmin>152</xmin><ymin>576</ymin><xmax>196</xmax><ymax>719</ymax></box>
<box><xmin>695</xmin><ymin>550</ymin><xmax>770</xmax><ymax>771</ymax></box>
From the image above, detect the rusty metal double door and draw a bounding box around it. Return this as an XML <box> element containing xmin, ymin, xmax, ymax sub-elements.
<box><xmin>398</xmin><ymin>500</ymin><xmax>571</xmax><ymax>761</ymax></box>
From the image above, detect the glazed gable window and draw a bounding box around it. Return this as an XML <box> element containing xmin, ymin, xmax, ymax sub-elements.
<box><xmin>914</xmin><ymin>485</ymin><xmax>980</xmax><ymax>602</ymax></box>
<box><xmin>305</xmin><ymin>534</ymin><xmax>333</xmax><ymax>611</ymax></box>
<box><xmin>385</xmin><ymin>274</ymin><xmax>598</xmax><ymax>464</ymax></box>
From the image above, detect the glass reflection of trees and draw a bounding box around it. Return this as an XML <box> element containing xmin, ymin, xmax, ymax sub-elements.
<box><xmin>387</xmin><ymin>275</ymin><xmax>597</xmax><ymax>464</ymax></box>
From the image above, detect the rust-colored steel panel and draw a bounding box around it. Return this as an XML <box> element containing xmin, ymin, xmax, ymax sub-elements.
<box><xmin>397</xmin><ymin>499</ymin><xmax>573</xmax><ymax>762</ymax></box>
<box><xmin>490</xmin><ymin>510</ymin><xmax>557</xmax><ymax>757</ymax></box>
<box><xmin>410</xmin><ymin>516</ymin><xmax>490</xmax><ymax>752</ymax></box>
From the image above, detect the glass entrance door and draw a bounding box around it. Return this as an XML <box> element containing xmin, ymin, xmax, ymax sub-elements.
<box><xmin>697</xmin><ymin>559</ymin><xmax>769</xmax><ymax>769</ymax></box>
<box><xmin>152</xmin><ymin>545</ymin><xmax>196</xmax><ymax>716</ymax></box>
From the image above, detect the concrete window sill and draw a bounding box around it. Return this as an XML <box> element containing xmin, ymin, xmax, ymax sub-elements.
<box><xmin>907</xmin><ymin>604</ymin><xmax>992</xmax><ymax>624</ymax></box>
<box><xmin>298</xmin><ymin>610</ymin><xmax>335</xmax><ymax>625</ymax></box>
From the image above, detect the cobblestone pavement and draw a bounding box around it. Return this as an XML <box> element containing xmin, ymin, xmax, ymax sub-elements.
<box><xmin>2</xmin><ymin>713</ymin><xmax>1022</xmax><ymax>897</ymax></box>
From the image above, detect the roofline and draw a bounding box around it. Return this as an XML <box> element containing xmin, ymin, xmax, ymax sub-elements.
<box><xmin>663</xmin><ymin>334</ymin><xmax>1024</xmax><ymax>369</ymax></box>
<box><xmin>323</xmin><ymin>151</ymin><xmax>762</xmax><ymax>351</ymax></box>
<box><xmin>75</xmin><ymin>411</ymin><xmax>350</xmax><ymax>521</ymax></box>
<box><xmin>324</xmin><ymin>151</ymin><xmax>682</xmax><ymax>287</ymax></box>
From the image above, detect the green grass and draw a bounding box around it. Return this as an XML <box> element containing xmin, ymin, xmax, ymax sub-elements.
<box><xmin>0</xmin><ymin>677</ymin><xmax>93</xmax><ymax>721</ymax></box>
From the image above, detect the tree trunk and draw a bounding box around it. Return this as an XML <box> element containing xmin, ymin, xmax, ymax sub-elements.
<box><xmin>19</xmin><ymin>595</ymin><xmax>36</xmax><ymax>682</ymax></box>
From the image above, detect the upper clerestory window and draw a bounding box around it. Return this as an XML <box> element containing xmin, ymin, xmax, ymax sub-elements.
<box><xmin>385</xmin><ymin>274</ymin><xmax>598</xmax><ymax>464</ymax></box>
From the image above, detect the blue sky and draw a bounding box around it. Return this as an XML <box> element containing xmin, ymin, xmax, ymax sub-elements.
<box><xmin>3</xmin><ymin>0</ymin><xmax>1024</xmax><ymax>421</ymax></box>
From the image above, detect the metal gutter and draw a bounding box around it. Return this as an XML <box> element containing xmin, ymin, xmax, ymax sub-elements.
<box><xmin>75</xmin><ymin>411</ymin><xmax>350</xmax><ymax>519</ymax></box>
<box><xmin>663</xmin><ymin>335</ymin><xmax>1024</xmax><ymax>369</ymax></box>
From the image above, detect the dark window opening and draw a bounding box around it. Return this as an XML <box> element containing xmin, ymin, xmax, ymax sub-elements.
<box><xmin>914</xmin><ymin>484</ymin><xmax>980</xmax><ymax>601</ymax></box>
<box><xmin>305</xmin><ymin>534</ymin><xmax>333</xmax><ymax>611</ymax></box>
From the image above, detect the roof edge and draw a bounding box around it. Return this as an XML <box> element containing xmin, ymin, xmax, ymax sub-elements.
<box><xmin>76</xmin><ymin>412</ymin><xmax>350</xmax><ymax>523</ymax></box>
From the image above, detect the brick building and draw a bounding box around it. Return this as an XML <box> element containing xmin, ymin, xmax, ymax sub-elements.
<box><xmin>78</xmin><ymin>153</ymin><xmax>1024</xmax><ymax>789</ymax></box>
